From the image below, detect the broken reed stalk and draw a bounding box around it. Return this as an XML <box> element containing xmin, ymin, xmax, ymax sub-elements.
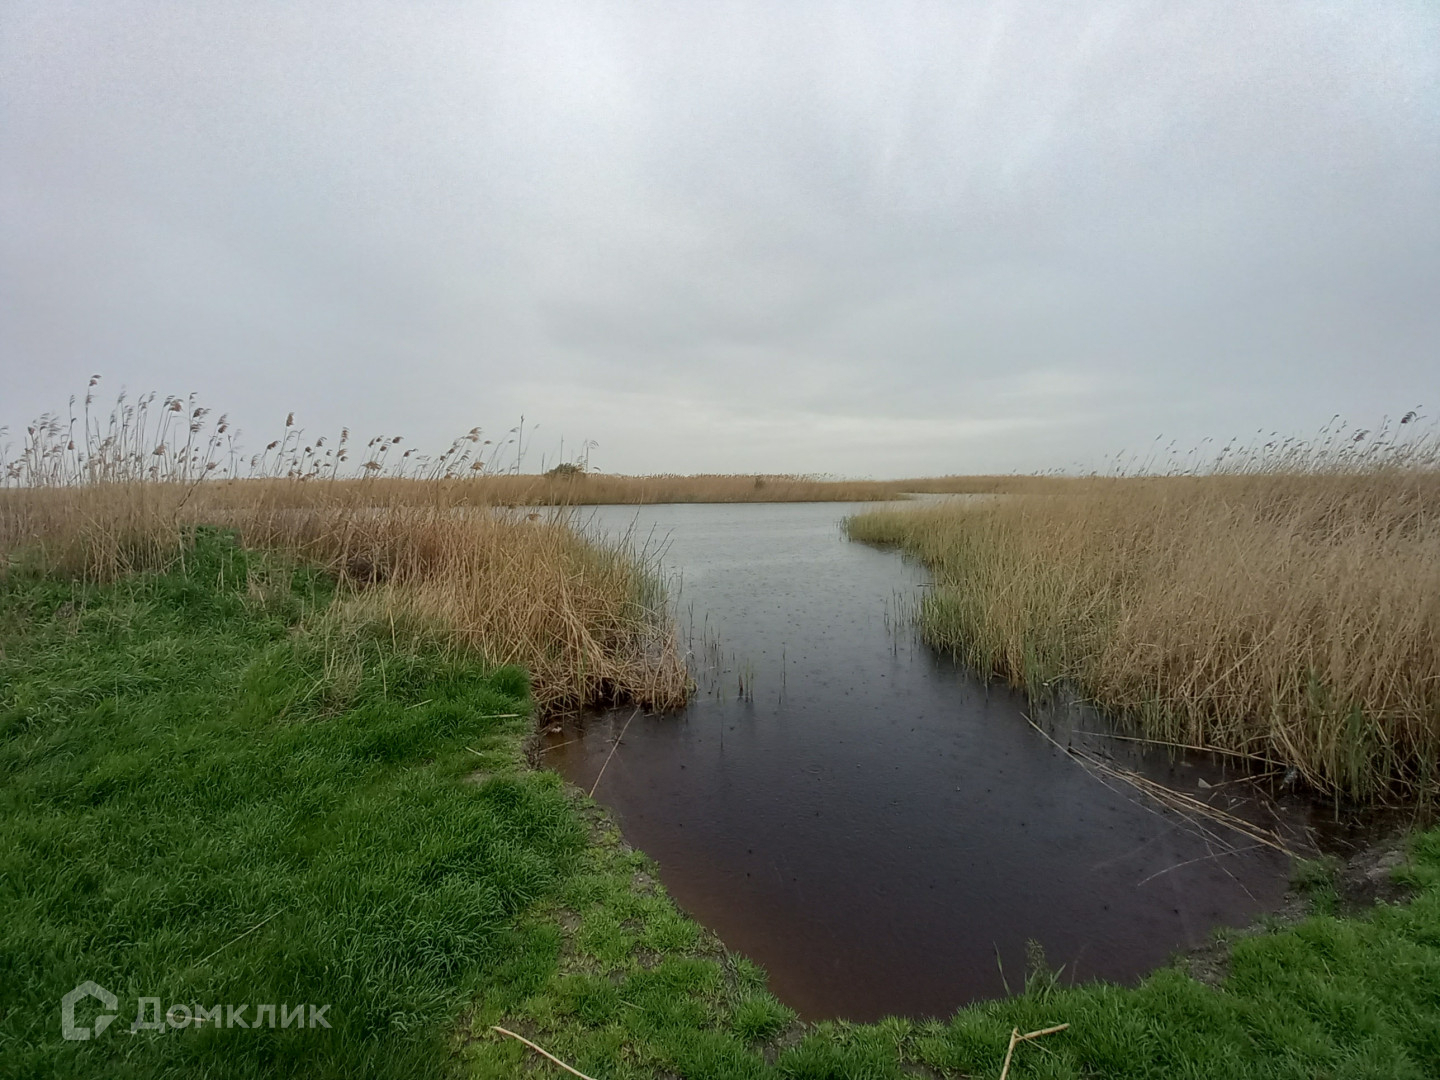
<box><xmin>1071</xmin><ymin>749</ymin><xmax>1296</xmax><ymax>855</ymax></box>
<box><xmin>492</xmin><ymin>1026</ymin><xmax>598</xmax><ymax>1080</ymax></box>
<box><xmin>1133</xmin><ymin>842</ymin><xmax>1267</xmax><ymax>888</ymax></box>
<box><xmin>589</xmin><ymin>708</ymin><xmax>640</xmax><ymax>797</ymax></box>
<box><xmin>1075</xmin><ymin>729</ymin><xmax>1286</xmax><ymax>769</ymax></box>
<box><xmin>1023</xmin><ymin>715</ymin><xmax>1299</xmax><ymax>858</ymax></box>
<box><xmin>999</xmin><ymin>1028</ymin><xmax>1019</xmax><ymax>1080</ymax></box>
<box><xmin>998</xmin><ymin>1022</ymin><xmax>1070</xmax><ymax>1080</ymax></box>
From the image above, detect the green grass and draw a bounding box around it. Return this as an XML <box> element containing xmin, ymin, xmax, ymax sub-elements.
<box><xmin>0</xmin><ymin>532</ymin><xmax>588</xmax><ymax>1077</ymax></box>
<box><xmin>3</xmin><ymin>532</ymin><xmax>1440</xmax><ymax>1078</ymax></box>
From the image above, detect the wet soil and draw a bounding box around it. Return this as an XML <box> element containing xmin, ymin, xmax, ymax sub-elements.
<box><xmin>1183</xmin><ymin>826</ymin><xmax>1421</xmax><ymax>987</ymax></box>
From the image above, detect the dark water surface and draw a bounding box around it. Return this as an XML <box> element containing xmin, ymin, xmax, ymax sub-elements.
<box><xmin>542</xmin><ymin>503</ymin><xmax>1306</xmax><ymax>1021</ymax></box>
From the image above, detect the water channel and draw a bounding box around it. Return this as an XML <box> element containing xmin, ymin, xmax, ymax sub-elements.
<box><xmin>542</xmin><ymin>502</ymin><xmax>1316</xmax><ymax>1021</ymax></box>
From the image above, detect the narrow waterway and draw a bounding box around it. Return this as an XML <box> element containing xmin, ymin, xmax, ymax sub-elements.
<box><xmin>542</xmin><ymin>502</ymin><xmax>1304</xmax><ymax>1021</ymax></box>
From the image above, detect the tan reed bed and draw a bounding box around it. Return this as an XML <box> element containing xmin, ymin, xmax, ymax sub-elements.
<box><xmin>1</xmin><ymin>386</ymin><xmax>687</xmax><ymax>713</ymax></box>
<box><xmin>847</xmin><ymin>419</ymin><xmax>1440</xmax><ymax>801</ymax></box>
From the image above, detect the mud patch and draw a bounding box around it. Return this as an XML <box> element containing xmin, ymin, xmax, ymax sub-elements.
<box><xmin>1184</xmin><ymin>833</ymin><xmax>1417</xmax><ymax>986</ymax></box>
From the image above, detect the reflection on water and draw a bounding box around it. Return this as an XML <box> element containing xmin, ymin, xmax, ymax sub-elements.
<box><xmin>543</xmin><ymin>502</ymin><xmax>1319</xmax><ymax>1021</ymax></box>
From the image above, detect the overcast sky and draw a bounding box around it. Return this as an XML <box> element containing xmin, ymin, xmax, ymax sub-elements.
<box><xmin>3</xmin><ymin>1</ymin><xmax>1437</xmax><ymax>476</ymax></box>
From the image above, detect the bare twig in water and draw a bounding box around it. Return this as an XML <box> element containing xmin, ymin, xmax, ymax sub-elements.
<box><xmin>1024</xmin><ymin>714</ymin><xmax>1300</xmax><ymax>858</ymax></box>
<box><xmin>589</xmin><ymin>708</ymin><xmax>640</xmax><ymax>797</ymax></box>
<box><xmin>1074</xmin><ymin>729</ymin><xmax>1284</xmax><ymax>769</ymax></box>
<box><xmin>1203</xmin><ymin>769</ymin><xmax>1285</xmax><ymax>789</ymax></box>
<box><xmin>492</xmin><ymin>1026</ymin><xmax>598</xmax><ymax>1080</ymax></box>
<box><xmin>1134</xmin><ymin>842</ymin><xmax>1268</xmax><ymax>887</ymax></box>
<box><xmin>1071</xmin><ymin>747</ymin><xmax>1297</xmax><ymax>856</ymax></box>
<box><xmin>999</xmin><ymin>1023</ymin><xmax>1070</xmax><ymax>1080</ymax></box>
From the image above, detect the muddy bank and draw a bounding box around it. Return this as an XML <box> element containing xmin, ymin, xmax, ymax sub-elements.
<box><xmin>1182</xmin><ymin>824</ymin><xmax>1424</xmax><ymax>986</ymax></box>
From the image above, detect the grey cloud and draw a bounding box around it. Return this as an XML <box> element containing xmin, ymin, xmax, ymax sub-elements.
<box><xmin>3</xmin><ymin>0</ymin><xmax>1437</xmax><ymax>476</ymax></box>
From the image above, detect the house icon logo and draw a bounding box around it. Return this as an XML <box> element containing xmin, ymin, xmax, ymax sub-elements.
<box><xmin>61</xmin><ymin>981</ymin><xmax>118</xmax><ymax>1041</ymax></box>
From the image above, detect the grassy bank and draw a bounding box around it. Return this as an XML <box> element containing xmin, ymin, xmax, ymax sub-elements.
<box><xmin>1</xmin><ymin>483</ymin><xmax>687</xmax><ymax>714</ymax></box>
<box><xmin>4</xmin><ymin>534</ymin><xmax>1440</xmax><ymax>1078</ymax></box>
<box><xmin>846</xmin><ymin>459</ymin><xmax>1440</xmax><ymax>801</ymax></box>
<box><xmin>1</xmin><ymin>533</ymin><xmax>582</xmax><ymax>1076</ymax></box>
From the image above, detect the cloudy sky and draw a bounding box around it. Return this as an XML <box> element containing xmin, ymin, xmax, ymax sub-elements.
<box><xmin>3</xmin><ymin>1</ymin><xmax>1437</xmax><ymax>476</ymax></box>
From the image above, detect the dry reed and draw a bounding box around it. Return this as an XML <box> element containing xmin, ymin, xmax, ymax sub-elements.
<box><xmin>1</xmin><ymin>384</ymin><xmax>688</xmax><ymax>713</ymax></box>
<box><xmin>847</xmin><ymin>417</ymin><xmax>1440</xmax><ymax>801</ymax></box>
